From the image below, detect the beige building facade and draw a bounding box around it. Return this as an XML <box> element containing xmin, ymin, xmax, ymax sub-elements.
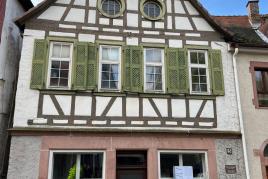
<box><xmin>236</xmin><ymin>51</ymin><xmax>268</xmax><ymax>179</ymax></box>
<box><xmin>214</xmin><ymin>0</ymin><xmax>268</xmax><ymax>178</ymax></box>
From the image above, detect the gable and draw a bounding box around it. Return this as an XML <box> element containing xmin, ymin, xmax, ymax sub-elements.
<box><xmin>16</xmin><ymin>0</ymin><xmax>231</xmax><ymax>40</ymax></box>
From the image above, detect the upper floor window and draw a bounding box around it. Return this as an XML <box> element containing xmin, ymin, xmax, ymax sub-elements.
<box><xmin>49</xmin><ymin>151</ymin><xmax>105</xmax><ymax>179</ymax></box>
<box><xmin>98</xmin><ymin>0</ymin><xmax>125</xmax><ymax>18</ymax></box>
<box><xmin>188</xmin><ymin>50</ymin><xmax>210</xmax><ymax>94</ymax></box>
<box><xmin>144</xmin><ymin>1</ymin><xmax>161</xmax><ymax>18</ymax></box>
<box><xmin>255</xmin><ymin>69</ymin><xmax>268</xmax><ymax>107</ymax></box>
<box><xmin>140</xmin><ymin>0</ymin><xmax>166</xmax><ymax>20</ymax></box>
<box><xmin>144</xmin><ymin>48</ymin><xmax>165</xmax><ymax>92</ymax></box>
<box><xmin>99</xmin><ymin>45</ymin><xmax>121</xmax><ymax>90</ymax></box>
<box><xmin>102</xmin><ymin>0</ymin><xmax>121</xmax><ymax>16</ymax></box>
<box><xmin>48</xmin><ymin>42</ymin><xmax>73</xmax><ymax>89</ymax></box>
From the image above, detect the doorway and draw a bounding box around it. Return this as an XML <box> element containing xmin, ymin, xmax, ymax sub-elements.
<box><xmin>266</xmin><ymin>167</ymin><xmax>268</xmax><ymax>179</ymax></box>
<box><xmin>116</xmin><ymin>151</ymin><xmax>147</xmax><ymax>179</ymax></box>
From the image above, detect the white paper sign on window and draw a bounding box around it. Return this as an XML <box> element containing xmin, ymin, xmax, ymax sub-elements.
<box><xmin>173</xmin><ymin>166</ymin><xmax>193</xmax><ymax>179</ymax></box>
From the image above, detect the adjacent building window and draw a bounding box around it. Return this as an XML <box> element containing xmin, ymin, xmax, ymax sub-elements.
<box><xmin>255</xmin><ymin>69</ymin><xmax>268</xmax><ymax>107</ymax></box>
<box><xmin>49</xmin><ymin>151</ymin><xmax>105</xmax><ymax>179</ymax></box>
<box><xmin>188</xmin><ymin>50</ymin><xmax>210</xmax><ymax>94</ymax></box>
<box><xmin>99</xmin><ymin>45</ymin><xmax>121</xmax><ymax>90</ymax></box>
<box><xmin>159</xmin><ymin>151</ymin><xmax>207</xmax><ymax>179</ymax></box>
<box><xmin>48</xmin><ymin>42</ymin><xmax>73</xmax><ymax>88</ymax></box>
<box><xmin>264</xmin><ymin>144</ymin><xmax>268</xmax><ymax>157</ymax></box>
<box><xmin>144</xmin><ymin>48</ymin><xmax>165</xmax><ymax>92</ymax></box>
<box><xmin>140</xmin><ymin>0</ymin><xmax>166</xmax><ymax>20</ymax></box>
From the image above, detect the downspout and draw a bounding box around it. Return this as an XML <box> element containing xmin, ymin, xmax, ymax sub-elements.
<box><xmin>232</xmin><ymin>47</ymin><xmax>251</xmax><ymax>179</ymax></box>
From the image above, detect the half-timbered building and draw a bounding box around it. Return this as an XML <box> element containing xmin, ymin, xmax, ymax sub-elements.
<box><xmin>8</xmin><ymin>0</ymin><xmax>246</xmax><ymax>178</ymax></box>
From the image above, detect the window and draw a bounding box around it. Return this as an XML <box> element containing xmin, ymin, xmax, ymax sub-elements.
<box><xmin>102</xmin><ymin>0</ymin><xmax>120</xmax><ymax>16</ymax></box>
<box><xmin>264</xmin><ymin>145</ymin><xmax>268</xmax><ymax>157</ymax></box>
<box><xmin>48</xmin><ymin>42</ymin><xmax>73</xmax><ymax>88</ymax></box>
<box><xmin>188</xmin><ymin>50</ymin><xmax>210</xmax><ymax>94</ymax></box>
<box><xmin>144</xmin><ymin>48</ymin><xmax>165</xmax><ymax>92</ymax></box>
<box><xmin>159</xmin><ymin>151</ymin><xmax>207</xmax><ymax>179</ymax></box>
<box><xmin>140</xmin><ymin>0</ymin><xmax>166</xmax><ymax>20</ymax></box>
<box><xmin>99</xmin><ymin>45</ymin><xmax>121</xmax><ymax>90</ymax></box>
<box><xmin>98</xmin><ymin>0</ymin><xmax>125</xmax><ymax>18</ymax></box>
<box><xmin>144</xmin><ymin>1</ymin><xmax>161</xmax><ymax>18</ymax></box>
<box><xmin>49</xmin><ymin>151</ymin><xmax>105</xmax><ymax>179</ymax></box>
<box><xmin>116</xmin><ymin>151</ymin><xmax>147</xmax><ymax>179</ymax></box>
<box><xmin>255</xmin><ymin>69</ymin><xmax>268</xmax><ymax>107</ymax></box>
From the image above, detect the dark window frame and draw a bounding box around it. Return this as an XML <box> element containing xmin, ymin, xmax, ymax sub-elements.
<box><xmin>250</xmin><ymin>61</ymin><xmax>268</xmax><ymax>109</ymax></box>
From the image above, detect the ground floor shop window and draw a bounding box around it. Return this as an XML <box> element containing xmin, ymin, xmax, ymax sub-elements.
<box><xmin>48</xmin><ymin>151</ymin><xmax>105</xmax><ymax>179</ymax></box>
<box><xmin>116</xmin><ymin>151</ymin><xmax>147</xmax><ymax>179</ymax></box>
<box><xmin>158</xmin><ymin>151</ymin><xmax>207</xmax><ymax>179</ymax></box>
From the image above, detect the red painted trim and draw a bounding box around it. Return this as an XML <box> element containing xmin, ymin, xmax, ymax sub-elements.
<box><xmin>249</xmin><ymin>61</ymin><xmax>268</xmax><ymax>109</ymax></box>
<box><xmin>0</xmin><ymin>0</ymin><xmax>7</xmax><ymax>43</ymax></box>
<box><xmin>38</xmin><ymin>133</ymin><xmax>219</xmax><ymax>179</ymax></box>
<box><xmin>259</xmin><ymin>139</ymin><xmax>268</xmax><ymax>179</ymax></box>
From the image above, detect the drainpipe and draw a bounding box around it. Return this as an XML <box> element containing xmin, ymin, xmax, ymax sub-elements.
<box><xmin>232</xmin><ymin>47</ymin><xmax>251</xmax><ymax>179</ymax></box>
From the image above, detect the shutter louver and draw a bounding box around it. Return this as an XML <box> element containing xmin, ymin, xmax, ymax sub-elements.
<box><xmin>73</xmin><ymin>42</ymin><xmax>88</xmax><ymax>90</ymax></box>
<box><xmin>209</xmin><ymin>49</ymin><xmax>225</xmax><ymax>95</ymax></box>
<box><xmin>30</xmin><ymin>39</ymin><xmax>48</xmax><ymax>89</ymax></box>
<box><xmin>123</xmin><ymin>46</ymin><xmax>143</xmax><ymax>93</ymax></box>
<box><xmin>166</xmin><ymin>48</ymin><xmax>179</xmax><ymax>94</ymax></box>
<box><xmin>178</xmin><ymin>48</ymin><xmax>189</xmax><ymax>93</ymax></box>
<box><xmin>87</xmin><ymin>43</ymin><xmax>97</xmax><ymax>90</ymax></box>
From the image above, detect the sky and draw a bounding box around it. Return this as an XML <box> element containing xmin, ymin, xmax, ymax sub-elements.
<box><xmin>31</xmin><ymin>0</ymin><xmax>268</xmax><ymax>16</ymax></box>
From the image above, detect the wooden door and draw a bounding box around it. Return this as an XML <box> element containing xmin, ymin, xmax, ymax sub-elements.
<box><xmin>116</xmin><ymin>151</ymin><xmax>147</xmax><ymax>179</ymax></box>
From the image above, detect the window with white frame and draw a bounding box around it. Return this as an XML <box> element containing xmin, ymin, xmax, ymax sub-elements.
<box><xmin>48</xmin><ymin>42</ymin><xmax>73</xmax><ymax>88</ymax></box>
<box><xmin>99</xmin><ymin>45</ymin><xmax>121</xmax><ymax>90</ymax></box>
<box><xmin>144</xmin><ymin>48</ymin><xmax>165</xmax><ymax>92</ymax></box>
<box><xmin>188</xmin><ymin>50</ymin><xmax>210</xmax><ymax>94</ymax></box>
<box><xmin>49</xmin><ymin>151</ymin><xmax>105</xmax><ymax>179</ymax></box>
<box><xmin>159</xmin><ymin>151</ymin><xmax>207</xmax><ymax>179</ymax></box>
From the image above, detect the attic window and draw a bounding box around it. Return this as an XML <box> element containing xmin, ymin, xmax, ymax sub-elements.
<box><xmin>140</xmin><ymin>0</ymin><xmax>166</xmax><ymax>21</ymax></box>
<box><xmin>98</xmin><ymin>0</ymin><xmax>125</xmax><ymax>18</ymax></box>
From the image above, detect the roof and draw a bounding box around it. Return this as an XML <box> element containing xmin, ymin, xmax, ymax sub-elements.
<box><xmin>14</xmin><ymin>0</ymin><xmax>233</xmax><ymax>40</ymax></box>
<box><xmin>213</xmin><ymin>16</ymin><xmax>268</xmax><ymax>48</ymax></box>
<box><xmin>18</xmin><ymin>0</ymin><xmax>34</xmax><ymax>11</ymax></box>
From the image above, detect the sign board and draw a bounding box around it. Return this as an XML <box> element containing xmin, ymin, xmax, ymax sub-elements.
<box><xmin>173</xmin><ymin>166</ymin><xmax>193</xmax><ymax>179</ymax></box>
<box><xmin>225</xmin><ymin>165</ymin><xmax>237</xmax><ymax>174</ymax></box>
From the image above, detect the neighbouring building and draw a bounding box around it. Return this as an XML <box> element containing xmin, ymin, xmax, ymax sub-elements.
<box><xmin>8</xmin><ymin>0</ymin><xmax>247</xmax><ymax>178</ymax></box>
<box><xmin>0</xmin><ymin>0</ymin><xmax>33</xmax><ymax>178</ymax></box>
<box><xmin>214</xmin><ymin>0</ymin><xmax>268</xmax><ymax>179</ymax></box>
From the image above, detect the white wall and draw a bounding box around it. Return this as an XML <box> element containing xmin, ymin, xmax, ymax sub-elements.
<box><xmin>13</xmin><ymin>34</ymin><xmax>240</xmax><ymax>132</ymax></box>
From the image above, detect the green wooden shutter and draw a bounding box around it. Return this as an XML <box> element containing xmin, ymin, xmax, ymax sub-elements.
<box><xmin>87</xmin><ymin>43</ymin><xmax>97</xmax><ymax>90</ymax></box>
<box><xmin>123</xmin><ymin>46</ymin><xmax>143</xmax><ymax>93</ymax></box>
<box><xmin>30</xmin><ymin>39</ymin><xmax>48</xmax><ymax>89</ymax></box>
<box><xmin>73</xmin><ymin>42</ymin><xmax>88</xmax><ymax>90</ymax></box>
<box><xmin>178</xmin><ymin>48</ymin><xmax>189</xmax><ymax>93</ymax></box>
<box><xmin>209</xmin><ymin>49</ymin><xmax>225</xmax><ymax>95</ymax></box>
<box><xmin>166</xmin><ymin>48</ymin><xmax>179</xmax><ymax>94</ymax></box>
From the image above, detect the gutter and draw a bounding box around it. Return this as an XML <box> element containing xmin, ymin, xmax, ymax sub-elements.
<box><xmin>231</xmin><ymin>46</ymin><xmax>251</xmax><ymax>179</ymax></box>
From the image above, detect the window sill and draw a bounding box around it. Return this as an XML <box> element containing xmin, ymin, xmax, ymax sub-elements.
<box><xmin>99</xmin><ymin>88</ymin><xmax>121</xmax><ymax>92</ymax></box>
<box><xmin>47</xmin><ymin>86</ymin><xmax>71</xmax><ymax>90</ymax></box>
